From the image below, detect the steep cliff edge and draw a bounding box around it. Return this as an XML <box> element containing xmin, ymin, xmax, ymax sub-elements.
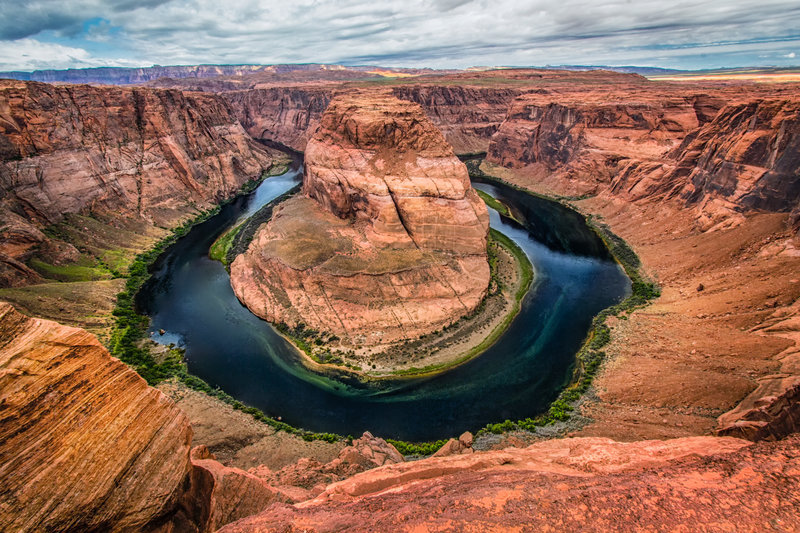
<box><xmin>230</xmin><ymin>94</ymin><xmax>489</xmax><ymax>347</ymax></box>
<box><xmin>0</xmin><ymin>301</ymin><xmax>192</xmax><ymax>531</ymax></box>
<box><xmin>487</xmin><ymin>91</ymin><xmax>800</xmax><ymax>228</ymax></box>
<box><xmin>487</xmin><ymin>91</ymin><xmax>724</xmax><ymax>192</ymax></box>
<box><xmin>224</xmin><ymin>84</ymin><xmax>522</xmax><ymax>154</ymax></box>
<box><xmin>0</xmin><ymin>301</ymin><xmax>287</xmax><ymax>532</ymax></box>
<box><xmin>0</xmin><ymin>80</ymin><xmax>279</xmax><ymax>287</ymax></box>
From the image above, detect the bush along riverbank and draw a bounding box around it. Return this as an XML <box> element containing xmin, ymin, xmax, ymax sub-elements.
<box><xmin>108</xmin><ymin>171</ymin><xmax>342</xmax><ymax>445</ymax></box>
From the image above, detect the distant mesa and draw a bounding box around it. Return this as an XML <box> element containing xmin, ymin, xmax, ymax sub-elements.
<box><xmin>230</xmin><ymin>93</ymin><xmax>490</xmax><ymax>347</ymax></box>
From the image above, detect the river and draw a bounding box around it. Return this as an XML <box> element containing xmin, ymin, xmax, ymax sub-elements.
<box><xmin>136</xmin><ymin>162</ymin><xmax>630</xmax><ymax>441</ymax></box>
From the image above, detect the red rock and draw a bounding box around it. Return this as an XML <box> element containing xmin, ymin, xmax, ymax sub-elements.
<box><xmin>717</xmin><ymin>375</ymin><xmax>800</xmax><ymax>441</ymax></box>
<box><xmin>230</xmin><ymin>94</ymin><xmax>490</xmax><ymax>345</ymax></box>
<box><xmin>0</xmin><ymin>80</ymin><xmax>278</xmax><ymax>286</ymax></box>
<box><xmin>172</xmin><ymin>446</ymin><xmax>289</xmax><ymax>532</ymax></box>
<box><xmin>219</xmin><ymin>436</ymin><xmax>800</xmax><ymax>532</ymax></box>
<box><xmin>0</xmin><ymin>301</ymin><xmax>192</xmax><ymax>532</ymax></box>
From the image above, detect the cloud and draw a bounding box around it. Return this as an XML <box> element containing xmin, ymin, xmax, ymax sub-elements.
<box><xmin>0</xmin><ymin>38</ymin><xmax>140</xmax><ymax>71</ymax></box>
<box><xmin>1</xmin><ymin>0</ymin><xmax>799</xmax><ymax>70</ymax></box>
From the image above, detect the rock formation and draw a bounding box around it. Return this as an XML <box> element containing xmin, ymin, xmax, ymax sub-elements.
<box><xmin>224</xmin><ymin>87</ymin><xmax>333</xmax><ymax>151</ymax></box>
<box><xmin>0</xmin><ymin>80</ymin><xmax>277</xmax><ymax>286</ymax></box>
<box><xmin>0</xmin><ymin>301</ymin><xmax>192</xmax><ymax>531</ymax></box>
<box><xmin>230</xmin><ymin>94</ymin><xmax>490</xmax><ymax>346</ymax></box>
<box><xmin>220</xmin><ymin>435</ymin><xmax>800</xmax><ymax>532</ymax></box>
<box><xmin>0</xmin><ymin>301</ymin><xmax>286</xmax><ymax>532</ymax></box>
<box><xmin>487</xmin><ymin>91</ymin><xmax>724</xmax><ymax>191</ymax></box>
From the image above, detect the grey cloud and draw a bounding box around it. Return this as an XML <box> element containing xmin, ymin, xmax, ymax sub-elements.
<box><xmin>2</xmin><ymin>0</ymin><xmax>800</xmax><ymax>70</ymax></box>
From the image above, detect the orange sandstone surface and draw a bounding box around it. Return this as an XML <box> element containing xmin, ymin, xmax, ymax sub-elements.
<box><xmin>230</xmin><ymin>94</ymin><xmax>490</xmax><ymax>346</ymax></box>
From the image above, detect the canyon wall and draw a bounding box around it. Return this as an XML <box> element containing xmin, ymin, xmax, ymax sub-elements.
<box><xmin>0</xmin><ymin>80</ymin><xmax>278</xmax><ymax>287</ymax></box>
<box><xmin>224</xmin><ymin>85</ymin><xmax>522</xmax><ymax>154</ymax></box>
<box><xmin>487</xmin><ymin>91</ymin><xmax>800</xmax><ymax>228</ymax></box>
<box><xmin>224</xmin><ymin>87</ymin><xmax>333</xmax><ymax>151</ymax></box>
<box><xmin>230</xmin><ymin>94</ymin><xmax>490</xmax><ymax>346</ymax></box>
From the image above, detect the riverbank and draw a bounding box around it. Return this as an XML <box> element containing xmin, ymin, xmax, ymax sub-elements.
<box><xmin>472</xmin><ymin>159</ymin><xmax>800</xmax><ymax>445</ymax></box>
<box><xmin>265</xmin><ymin>225</ymin><xmax>533</xmax><ymax>380</ymax></box>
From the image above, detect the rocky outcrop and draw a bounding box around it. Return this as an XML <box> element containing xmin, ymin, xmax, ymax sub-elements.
<box><xmin>717</xmin><ymin>376</ymin><xmax>800</xmax><ymax>441</ymax></box>
<box><xmin>225</xmin><ymin>85</ymin><xmax>520</xmax><ymax>154</ymax></box>
<box><xmin>0</xmin><ymin>301</ymin><xmax>193</xmax><ymax>532</ymax></box>
<box><xmin>248</xmin><ymin>432</ymin><xmax>405</xmax><ymax>502</ymax></box>
<box><xmin>220</xmin><ymin>435</ymin><xmax>800</xmax><ymax>532</ymax></box>
<box><xmin>0</xmin><ymin>301</ymin><xmax>297</xmax><ymax>532</ymax></box>
<box><xmin>230</xmin><ymin>94</ymin><xmax>490</xmax><ymax>346</ymax></box>
<box><xmin>487</xmin><ymin>91</ymin><xmax>800</xmax><ymax>227</ymax></box>
<box><xmin>171</xmin><ymin>446</ymin><xmax>288</xmax><ymax>532</ymax></box>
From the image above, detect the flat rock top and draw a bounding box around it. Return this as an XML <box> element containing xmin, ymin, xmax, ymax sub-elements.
<box><xmin>312</xmin><ymin>93</ymin><xmax>457</xmax><ymax>156</ymax></box>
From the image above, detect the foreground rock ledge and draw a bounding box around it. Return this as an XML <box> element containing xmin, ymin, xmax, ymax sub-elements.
<box><xmin>0</xmin><ymin>302</ymin><xmax>285</xmax><ymax>532</ymax></box>
<box><xmin>220</xmin><ymin>435</ymin><xmax>800</xmax><ymax>532</ymax></box>
<box><xmin>230</xmin><ymin>94</ymin><xmax>490</xmax><ymax>346</ymax></box>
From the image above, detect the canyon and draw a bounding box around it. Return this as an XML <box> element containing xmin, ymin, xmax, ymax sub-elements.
<box><xmin>1</xmin><ymin>66</ymin><xmax>800</xmax><ymax>531</ymax></box>
<box><xmin>229</xmin><ymin>93</ymin><xmax>491</xmax><ymax>349</ymax></box>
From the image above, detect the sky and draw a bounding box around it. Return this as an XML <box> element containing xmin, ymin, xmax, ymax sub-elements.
<box><xmin>0</xmin><ymin>0</ymin><xmax>799</xmax><ymax>72</ymax></box>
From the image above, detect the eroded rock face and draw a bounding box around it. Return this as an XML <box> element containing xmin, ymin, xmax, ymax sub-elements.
<box><xmin>0</xmin><ymin>302</ymin><xmax>193</xmax><ymax>532</ymax></box>
<box><xmin>230</xmin><ymin>94</ymin><xmax>490</xmax><ymax>345</ymax></box>
<box><xmin>219</xmin><ymin>436</ymin><xmax>800</xmax><ymax>532</ymax></box>
<box><xmin>0</xmin><ymin>80</ymin><xmax>275</xmax><ymax>286</ymax></box>
<box><xmin>487</xmin><ymin>92</ymin><xmax>720</xmax><ymax>191</ymax></box>
<box><xmin>487</xmin><ymin>91</ymin><xmax>800</xmax><ymax>229</ymax></box>
<box><xmin>0</xmin><ymin>80</ymin><xmax>272</xmax><ymax>226</ymax></box>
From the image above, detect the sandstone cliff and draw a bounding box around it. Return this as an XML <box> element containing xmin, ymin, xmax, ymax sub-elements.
<box><xmin>224</xmin><ymin>87</ymin><xmax>333</xmax><ymax>151</ymax></box>
<box><xmin>4</xmin><ymin>300</ymin><xmax>800</xmax><ymax>531</ymax></box>
<box><xmin>487</xmin><ymin>91</ymin><xmax>724</xmax><ymax>191</ymax></box>
<box><xmin>0</xmin><ymin>301</ymin><xmax>288</xmax><ymax>532</ymax></box>
<box><xmin>487</xmin><ymin>91</ymin><xmax>800</xmax><ymax>229</ymax></box>
<box><xmin>230</xmin><ymin>94</ymin><xmax>490</xmax><ymax>346</ymax></box>
<box><xmin>0</xmin><ymin>80</ymin><xmax>278</xmax><ymax>286</ymax></box>
<box><xmin>224</xmin><ymin>84</ymin><xmax>520</xmax><ymax>154</ymax></box>
<box><xmin>0</xmin><ymin>301</ymin><xmax>192</xmax><ymax>531</ymax></box>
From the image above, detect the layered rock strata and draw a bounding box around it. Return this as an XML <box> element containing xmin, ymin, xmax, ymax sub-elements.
<box><xmin>0</xmin><ymin>80</ymin><xmax>276</xmax><ymax>286</ymax></box>
<box><xmin>0</xmin><ymin>302</ymin><xmax>286</xmax><ymax>532</ymax></box>
<box><xmin>231</xmin><ymin>94</ymin><xmax>490</xmax><ymax>346</ymax></box>
<box><xmin>0</xmin><ymin>302</ymin><xmax>192</xmax><ymax>531</ymax></box>
<box><xmin>487</xmin><ymin>92</ymin><xmax>800</xmax><ymax>228</ymax></box>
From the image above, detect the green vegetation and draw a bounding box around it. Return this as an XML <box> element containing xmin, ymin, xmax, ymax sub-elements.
<box><xmin>28</xmin><ymin>255</ymin><xmax>115</xmax><ymax>282</ymax></box>
<box><xmin>387</xmin><ymin>438</ymin><xmax>448</xmax><ymax>456</ymax></box>
<box><xmin>476</xmin><ymin>189</ymin><xmax>511</xmax><ymax>218</ymax></box>
<box><xmin>208</xmin><ymin>223</ymin><xmax>242</xmax><ymax>265</ymax></box>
